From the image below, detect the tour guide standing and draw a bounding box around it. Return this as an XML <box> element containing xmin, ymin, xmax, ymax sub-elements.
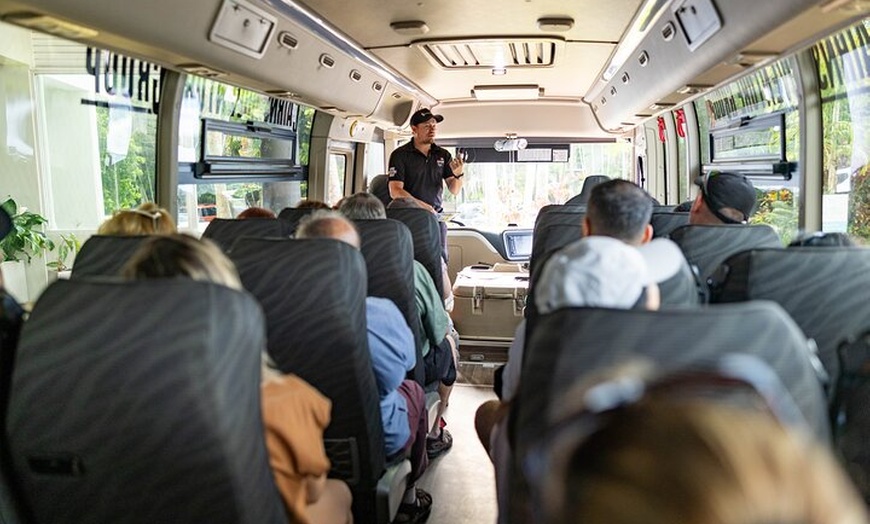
<box><xmin>388</xmin><ymin>108</ymin><xmax>464</xmax><ymax>259</ymax></box>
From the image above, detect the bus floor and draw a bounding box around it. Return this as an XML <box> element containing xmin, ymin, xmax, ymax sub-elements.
<box><xmin>417</xmin><ymin>383</ymin><xmax>498</xmax><ymax>523</ymax></box>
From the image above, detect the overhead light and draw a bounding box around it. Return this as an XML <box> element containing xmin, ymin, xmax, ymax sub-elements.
<box><xmin>390</xmin><ymin>20</ymin><xmax>429</xmax><ymax>36</ymax></box>
<box><xmin>600</xmin><ymin>0</ymin><xmax>669</xmax><ymax>81</ymax></box>
<box><xmin>649</xmin><ymin>102</ymin><xmax>675</xmax><ymax>111</ymax></box>
<box><xmin>492</xmin><ymin>68</ymin><xmax>507</xmax><ymax>76</ymax></box>
<box><xmin>2</xmin><ymin>11</ymin><xmax>98</xmax><ymax>39</ymax></box>
<box><xmin>676</xmin><ymin>84</ymin><xmax>711</xmax><ymax>95</ymax></box>
<box><xmin>537</xmin><ymin>17</ymin><xmax>574</xmax><ymax>32</ymax></box>
<box><xmin>473</xmin><ymin>85</ymin><xmax>542</xmax><ymax>101</ymax></box>
<box><xmin>726</xmin><ymin>51</ymin><xmax>778</xmax><ymax>67</ymax></box>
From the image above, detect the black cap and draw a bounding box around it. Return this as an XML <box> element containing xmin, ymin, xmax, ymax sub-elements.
<box><xmin>410</xmin><ymin>108</ymin><xmax>444</xmax><ymax>126</ymax></box>
<box><xmin>0</xmin><ymin>207</ymin><xmax>11</xmax><ymax>242</ymax></box>
<box><xmin>695</xmin><ymin>172</ymin><xmax>757</xmax><ymax>223</ymax></box>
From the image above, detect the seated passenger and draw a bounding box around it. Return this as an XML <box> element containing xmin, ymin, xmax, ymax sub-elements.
<box><xmin>339</xmin><ymin>193</ymin><xmax>456</xmax><ymax>460</ymax></box>
<box><xmin>477</xmin><ymin>180</ymin><xmax>684</xmax><ymax>524</ymax></box>
<box><xmin>689</xmin><ymin>172</ymin><xmax>758</xmax><ymax>225</ymax></box>
<box><xmin>296</xmin><ymin>211</ymin><xmax>433</xmax><ymax>523</ymax></box>
<box><xmin>386</xmin><ymin>196</ymin><xmax>455</xmax><ymax>308</ymax></box>
<box><xmin>121</xmin><ymin>234</ymin><xmax>352</xmax><ymax>524</ymax></box>
<box><xmin>237</xmin><ymin>206</ymin><xmax>277</xmax><ymax>219</ymax></box>
<box><xmin>536</xmin><ymin>364</ymin><xmax>868</xmax><ymax>524</ymax></box>
<box><xmin>97</xmin><ymin>202</ymin><xmax>176</xmax><ymax>235</ymax></box>
<box><xmin>295</xmin><ymin>199</ymin><xmax>331</xmax><ymax>210</ymax></box>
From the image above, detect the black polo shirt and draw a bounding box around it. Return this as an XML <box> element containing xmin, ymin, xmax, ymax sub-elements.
<box><xmin>388</xmin><ymin>140</ymin><xmax>454</xmax><ymax>212</ymax></box>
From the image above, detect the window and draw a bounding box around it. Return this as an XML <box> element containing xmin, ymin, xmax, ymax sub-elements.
<box><xmin>816</xmin><ymin>20</ymin><xmax>870</xmax><ymax>241</ymax></box>
<box><xmin>176</xmin><ymin>77</ymin><xmax>311</xmax><ymax>231</ymax></box>
<box><xmin>327</xmin><ymin>153</ymin><xmax>348</xmax><ymax>206</ymax></box>
<box><xmin>695</xmin><ymin>59</ymin><xmax>801</xmax><ymax>244</ymax></box>
<box><xmin>440</xmin><ymin>142</ymin><xmax>633</xmax><ymax>229</ymax></box>
<box><xmin>14</xmin><ymin>36</ymin><xmax>161</xmax><ymax>230</ymax></box>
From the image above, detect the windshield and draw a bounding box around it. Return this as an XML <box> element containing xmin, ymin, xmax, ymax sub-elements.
<box><xmin>440</xmin><ymin>142</ymin><xmax>634</xmax><ymax>230</ymax></box>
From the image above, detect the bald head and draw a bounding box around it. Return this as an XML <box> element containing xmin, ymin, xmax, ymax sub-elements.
<box><xmin>295</xmin><ymin>210</ymin><xmax>360</xmax><ymax>249</ymax></box>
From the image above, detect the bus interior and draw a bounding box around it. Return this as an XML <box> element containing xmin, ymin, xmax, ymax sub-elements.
<box><xmin>1</xmin><ymin>0</ymin><xmax>869</xmax><ymax>522</ymax></box>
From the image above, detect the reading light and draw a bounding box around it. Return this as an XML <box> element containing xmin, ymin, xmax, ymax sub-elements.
<box><xmin>473</xmin><ymin>85</ymin><xmax>542</xmax><ymax>101</ymax></box>
<box><xmin>537</xmin><ymin>17</ymin><xmax>574</xmax><ymax>32</ymax></box>
<box><xmin>390</xmin><ymin>20</ymin><xmax>429</xmax><ymax>36</ymax></box>
<box><xmin>492</xmin><ymin>68</ymin><xmax>507</xmax><ymax>76</ymax></box>
<box><xmin>2</xmin><ymin>11</ymin><xmax>98</xmax><ymax>39</ymax></box>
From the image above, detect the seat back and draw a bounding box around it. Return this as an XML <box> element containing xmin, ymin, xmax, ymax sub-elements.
<box><xmin>831</xmin><ymin>329</ymin><xmax>870</xmax><ymax>503</ymax></box>
<box><xmin>529</xmin><ymin>204</ymin><xmax>585</xmax><ymax>282</ymax></box>
<box><xmin>70</xmin><ymin>235</ymin><xmax>150</xmax><ymax>278</ymax></box>
<box><xmin>669</xmin><ymin>224</ymin><xmax>781</xmax><ymax>282</ymax></box>
<box><xmin>368</xmin><ymin>175</ymin><xmax>392</xmax><ymax>208</ymax></box>
<box><xmin>354</xmin><ymin>219</ymin><xmax>424</xmax><ymax>384</ymax></box>
<box><xmin>7</xmin><ymin>279</ymin><xmax>285</xmax><ymax>524</ymax></box>
<box><xmin>651</xmin><ymin>211</ymin><xmax>690</xmax><ymax>238</ymax></box>
<box><xmin>709</xmin><ymin>247</ymin><xmax>870</xmax><ymax>384</ymax></box>
<box><xmin>516</xmin><ymin>302</ymin><xmax>829</xmax><ymax>457</ymax></box>
<box><xmin>564</xmin><ymin>175</ymin><xmax>610</xmax><ymax>205</ymax></box>
<box><xmin>0</xmin><ymin>291</ymin><xmax>27</xmax><ymax>524</ymax></box>
<box><xmin>385</xmin><ymin>208</ymin><xmax>443</xmax><ymax>295</ymax></box>
<box><xmin>202</xmin><ymin>218</ymin><xmax>289</xmax><ymax>253</ymax></box>
<box><xmin>277</xmin><ymin>207</ymin><xmax>318</xmax><ymax>234</ymax></box>
<box><xmin>528</xmin><ymin>205</ymin><xmax>586</xmax><ymax>316</ymax></box>
<box><xmin>229</xmin><ymin>238</ymin><xmax>385</xmax><ymax>521</ymax></box>
<box><xmin>657</xmin><ymin>256</ymin><xmax>702</xmax><ymax>306</ymax></box>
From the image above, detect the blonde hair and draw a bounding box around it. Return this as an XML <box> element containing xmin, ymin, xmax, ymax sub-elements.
<box><xmin>98</xmin><ymin>203</ymin><xmax>177</xmax><ymax>235</ymax></box>
<box><xmin>554</xmin><ymin>400</ymin><xmax>868</xmax><ymax>524</ymax></box>
<box><xmin>122</xmin><ymin>234</ymin><xmax>241</xmax><ymax>290</ymax></box>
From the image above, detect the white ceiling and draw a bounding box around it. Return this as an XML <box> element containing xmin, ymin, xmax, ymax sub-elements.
<box><xmin>297</xmin><ymin>0</ymin><xmax>644</xmax><ymax>103</ymax></box>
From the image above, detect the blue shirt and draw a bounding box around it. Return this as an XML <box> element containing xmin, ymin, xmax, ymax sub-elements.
<box><xmin>366</xmin><ymin>297</ymin><xmax>416</xmax><ymax>455</ymax></box>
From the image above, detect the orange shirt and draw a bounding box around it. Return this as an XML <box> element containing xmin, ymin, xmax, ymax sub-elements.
<box><xmin>262</xmin><ymin>374</ymin><xmax>332</xmax><ymax>524</ymax></box>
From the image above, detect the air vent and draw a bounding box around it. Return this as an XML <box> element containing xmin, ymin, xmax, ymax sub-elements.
<box><xmin>349</xmin><ymin>70</ymin><xmax>362</xmax><ymax>82</ymax></box>
<box><xmin>621</xmin><ymin>73</ymin><xmax>630</xmax><ymax>84</ymax></box>
<box><xmin>278</xmin><ymin>32</ymin><xmax>299</xmax><ymax>50</ymax></box>
<box><xmin>319</xmin><ymin>54</ymin><xmax>335</xmax><ymax>68</ymax></box>
<box><xmin>178</xmin><ymin>63</ymin><xmax>226</xmax><ymax>78</ymax></box>
<box><xmin>638</xmin><ymin>51</ymin><xmax>649</xmax><ymax>66</ymax></box>
<box><xmin>600</xmin><ymin>97</ymin><xmax>607</xmax><ymax>106</ymax></box>
<box><xmin>372</xmin><ymin>82</ymin><xmax>384</xmax><ymax>92</ymax></box>
<box><xmin>661</xmin><ymin>22</ymin><xmax>676</xmax><ymax>41</ymax></box>
<box><xmin>414</xmin><ymin>38</ymin><xmax>561</xmax><ymax>69</ymax></box>
<box><xmin>610</xmin><ymin>86</ymin><xmax>618</xmax><ymax>96</ymax></box>
<box><xmin>391</xmin><ymin>93</ymin><xmax>403</xmax><ymax>99</ymax></box>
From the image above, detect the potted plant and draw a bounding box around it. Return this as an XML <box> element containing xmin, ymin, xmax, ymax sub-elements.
<box><xmin>46</xmin><ymin>233</ymin><xmax>81</xmax><ymax>278</ymax></box>
<box><xmin>0</xmin><ymin>198</ymin><xmax>54</xmax><ymax>299</ymax></box>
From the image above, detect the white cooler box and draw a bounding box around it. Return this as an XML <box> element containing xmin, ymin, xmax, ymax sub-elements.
<box><xmin>451</xmin><ymin>263</ymin><xmax>529</xmax><ymax>341</ymax></box>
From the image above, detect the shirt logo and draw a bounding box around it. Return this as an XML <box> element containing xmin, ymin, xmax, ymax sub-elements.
<box><xmin>388</xmin><ymin>167</ymin><xmax>397</xmax><ymax>179</ymax></box>
<box><xmin>436</xmin><ymin>158</ymin><xmax>445</xmax><ymax>168</ymax></box>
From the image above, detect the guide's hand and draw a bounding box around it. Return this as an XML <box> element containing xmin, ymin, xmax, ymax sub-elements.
<box><xmin>450</xmin><ymin>155</ymin><xmax>464</xmax><ymax>176</ymax></box>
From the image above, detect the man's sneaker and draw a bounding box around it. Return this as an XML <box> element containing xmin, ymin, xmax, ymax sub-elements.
<box><xmin>426</xmin><ymin>428</ymin><xmax>453</xmax><ymax>460</ymax></box>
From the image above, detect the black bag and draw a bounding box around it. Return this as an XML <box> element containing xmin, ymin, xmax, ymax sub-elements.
<box><xmin>830</xmin><ymin>330</ymin><xmax>870</xmax><ymax>503</ymax></box>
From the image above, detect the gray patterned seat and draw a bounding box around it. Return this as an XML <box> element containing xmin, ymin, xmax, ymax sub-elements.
<box><xmin>669</xmin><ymin>224</ymin><xmax>781</xmax><ymax>283</ymax></box>
<box><xmin>386</xmin><ymin>208</ymin><xmax>444</xmax><ymax>295</ymax></box>
<box><xmin>230</xmin><ymin>238</ymin><xmax>404</xmax><ymax>523</ymax></box>
<box><xmin>709</xmin><ymin>247</ymin><xmax>870</xmax><ymax>387</ymax></box>
<box><xmin>651</xmin><ymin>211</ymin><xmax>690</xmax><ymax>238</ymax></box>
<box><xmin>202</xmin><ymin>218</ymin><xmax>290</xmax><ymax>253</ymax></box>
<box><xmin>277</xmin><ymin>207</ymin><xmax>318</xmax><ymax>234</ymax></box>
<box><xmin>354</xmin><ymin>219</ymin><xmax>425</xmax><ymax>385</ymax></box>
<box><xmin>7</xmin><ymin>279</ymin><xmax>286</xmax><ymax>524</ymax></box>
<box><xmin>70</xmin><ymin>235</ymin><xmax>150</xmax><ymax>278</ymax></box>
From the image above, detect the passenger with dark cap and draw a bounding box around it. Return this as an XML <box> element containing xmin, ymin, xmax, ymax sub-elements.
<box><xmin>689</xmin><ymin>171</ymin><xmax>758</xmax><ymax>225</ymax></box>
<box><xmin>388</xmin><ymin>108</ymin><xmax>465</xmax><ymax>260</ymax></box>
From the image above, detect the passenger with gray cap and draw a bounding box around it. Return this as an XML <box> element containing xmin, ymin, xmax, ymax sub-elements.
<box><xmin>689</xmin><ymin>171</ymin><xmax>758</xmax><ymax>225</ymax></box>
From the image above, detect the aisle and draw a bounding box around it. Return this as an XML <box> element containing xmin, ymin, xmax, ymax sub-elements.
<box><xmin>416</xmin><ymin>384</ymin><xmax>498</xmax><ymax>523</ymax></box>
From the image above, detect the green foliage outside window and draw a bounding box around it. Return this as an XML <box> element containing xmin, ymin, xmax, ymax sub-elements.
<box><xmin>96</xmin><ymin>108</ymin><xmax>157</xmax><ymax>214</ymax></box>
